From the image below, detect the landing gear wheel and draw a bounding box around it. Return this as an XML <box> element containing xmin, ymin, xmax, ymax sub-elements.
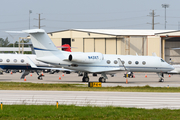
<box><xmin>159</xmin><ymin>78</ymin><xmax>164</xmax><ymax>82</ymax></box>
<box><xmin>99</xmin><ymin>77</ymin><xmax>106</xmax><ymax>83</ymax></box>
<box><xmin>99</xmin><ymin>77</ymin><xmax>102</xmax><ymax>82</ymax></box>
<box><xmin>38</xmin><ymin>77</ymin><xmax>43</xmax><ymax>80</ymax></box>
<box><xmin>82</xmin><ymin>77</ymin><xmax>89</xmax><ymax>82</ymax></box>
<box><xmin>102</xmin><ymin>78</ymin><xmax>106</xmax><ymax>83</ymax></box>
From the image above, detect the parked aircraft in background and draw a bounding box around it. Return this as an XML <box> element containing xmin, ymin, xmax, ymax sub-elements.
<box><xmin>11</xmin><ymin>29</ymin><xmax>174</xmax><ymax>82</ymax></box>
<box><xmin>168</xmin><ymin>65</ymin><xmax>180</xmax><ymax>74</ymax></box>
<box><xmin>0</xmin><ymin>54</ymin><xmax>72</xmax><ymax>79</ymax></box>
<box><xmin>0</xmin><ymin>44</ymin><xmax>72</xmax><ymax>79</ymax></box>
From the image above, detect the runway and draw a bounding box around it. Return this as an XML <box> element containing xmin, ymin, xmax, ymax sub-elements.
<box><xmin>0</xmin><ymin>90</ymin><xmax>180</xmax><ymax>109</ymax></box>
<box><xmin>0</xmin><ymin>72</ymin><xmax>180</xmax><ymax>87</ymax></box>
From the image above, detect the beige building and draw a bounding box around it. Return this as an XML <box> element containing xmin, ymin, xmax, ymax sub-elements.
<box><xmin>48</xmin><ymin>29</ymin><xmax>180</xmax><ymax>64</ymax></box>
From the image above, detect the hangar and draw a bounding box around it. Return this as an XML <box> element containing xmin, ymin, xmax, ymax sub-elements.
<box><xmin>47</xmin><ymin>29</ymin><xmax>180</xmax><ymax>64</ymax></box>
<box><xmin>155</xmin><ymin>31</ymin><xmax>180</xmax><ymax>64</ymax></box>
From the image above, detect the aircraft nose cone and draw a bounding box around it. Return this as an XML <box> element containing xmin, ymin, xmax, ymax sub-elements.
<box><xmin>170</xmin><ymin>65</ymin><xmax>174</xmax><ymax>71</ymax></box>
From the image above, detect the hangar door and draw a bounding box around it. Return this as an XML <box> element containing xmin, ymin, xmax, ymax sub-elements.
<box><xmin>165</xmin><ymin>38</ymin><xmax>180</xmax><ymax>64</ymax></box>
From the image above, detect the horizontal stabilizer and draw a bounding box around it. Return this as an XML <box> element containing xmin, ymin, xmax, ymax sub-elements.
<box><xmin>171</xmin><ymin>48</ymin><xmax>180</xmax><ymax>50</ymax></box>
<box><xmin>27</xmin><ymin>56</ymin><xmax>73</xmax><ymax>72</ymax></box>
<box><xmin>6</xmin><ymin>29</ymin><xmax>45</xmax><ymax>34</ymax></box>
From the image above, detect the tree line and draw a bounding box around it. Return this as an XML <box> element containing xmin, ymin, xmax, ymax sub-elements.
<box><xmin>0</xmin><ymin>37</ymin><xmax>30</xmax><ymax>47</ymax></box>
<box><xmin>0</xmin><ymin>37</ymin><xmax>32</xmax><ymax>54</ymax></box>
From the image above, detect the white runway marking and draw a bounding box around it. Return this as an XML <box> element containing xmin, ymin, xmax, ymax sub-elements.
<box><xmin>0</xmin><ymin>90</ymin><xmax>180</xmax><ymax>109</ymax></box>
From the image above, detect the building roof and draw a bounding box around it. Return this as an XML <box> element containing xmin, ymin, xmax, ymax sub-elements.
<box><xmin>0</xmin><ymin>47</ymin><xmax>31</xmax><ymax>52</ymax></box>
<box><xmin>49</xmin><ymin>29</ymin><xmax>175</xmax><ymax>36</ymax></box>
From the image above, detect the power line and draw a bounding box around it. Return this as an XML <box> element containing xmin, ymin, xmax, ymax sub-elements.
<box><xmin>0</xmin><ymin>20</ymin><xmax>28</xmax><ymax>23</ymax></box>
<box><xmin>45</xmin><ymin>16</ymin><xmax>146</xmax><ymax>23</ymax></box>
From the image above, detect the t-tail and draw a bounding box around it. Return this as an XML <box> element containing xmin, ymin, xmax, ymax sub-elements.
<box><xmin>22</xmin><ymin>29</ymin><xmax>60</xmax><ymax>58</ymax></box>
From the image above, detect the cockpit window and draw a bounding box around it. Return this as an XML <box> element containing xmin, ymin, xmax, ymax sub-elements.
<box><xmin>161</xmin><ymin>59</ymin><xmax>165</xmax><ymax>62</ymax></box>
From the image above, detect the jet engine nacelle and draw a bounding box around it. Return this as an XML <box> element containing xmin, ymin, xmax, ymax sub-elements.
<box><xmin>68</xmin><ymin>52</ymin><xmax>103</xmax><ymax>63</ymax></box>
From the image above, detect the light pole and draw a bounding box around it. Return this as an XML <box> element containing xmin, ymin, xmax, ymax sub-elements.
<box><xmin>162</xmin><ymin>4</ymin><xmax>169</xmax><ymax>30</ymax></box>
<box><xmin>29</xmin><ymin>10</ymin><xmax>32</xmax><ymax>29</ymax></box>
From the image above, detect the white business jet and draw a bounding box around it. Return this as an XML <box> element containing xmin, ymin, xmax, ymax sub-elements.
<box><xmin>0</xmin><ymin>53</ymin><xmax>71</xmax><ymax>79</ymax></box>
<box><xmin>7</xmin><ymin>29</ymin><xmax>174</xmax><ymax>82</ymax></box>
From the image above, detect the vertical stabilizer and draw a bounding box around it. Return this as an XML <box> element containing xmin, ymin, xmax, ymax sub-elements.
<box><xmin>23</xmin><ymin>29</ymin><xmax>59</xmax><ymax>58</ymax></box>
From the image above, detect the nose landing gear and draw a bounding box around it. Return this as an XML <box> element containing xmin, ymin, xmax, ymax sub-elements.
<box><xmin>158</xmin><ymin>73</ymin><xmax>164</xmax><ymax>82</ymax></box>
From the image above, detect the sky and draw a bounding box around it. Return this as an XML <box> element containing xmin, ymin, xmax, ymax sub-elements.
<box><xmin>0</xmin><ymin>0</ymin><xmax>180</xmax><ymax>43</ymax></box>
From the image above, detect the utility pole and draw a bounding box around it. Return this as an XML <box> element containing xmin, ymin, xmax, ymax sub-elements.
<box><xmin>29</xmin><ymin>10</ymin><xmax>32</xmax><ymax>29</ymax></box>
<box><xmin>162</xmin><ymin>4</ymin><xmax>169</xmax><ymax>30</ymax></box>
<box><xmin>34</xmin><ymin>13</ymin><xmax>45</xmax><ymax>29</ymax></box>
<box><xmin>147</xmin><ymin>10</ymin><xmax>159</xmax><ymax>30</ymax></box>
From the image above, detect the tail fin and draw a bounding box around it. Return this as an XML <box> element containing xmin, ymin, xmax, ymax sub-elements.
<box><xmin>23</xmin><ymin>29</ymin><xmax>59</xmax><ymax>58</ymax></box>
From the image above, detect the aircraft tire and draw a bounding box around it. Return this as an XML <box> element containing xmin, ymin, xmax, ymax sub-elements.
<box><xmin>82</xmin><ymin>77</ymin><xmax>89</xmax><ymax>82</ymax></box>
<box><xmin>99</xmin><ymin>77</ymin><xmax>102</xmax><ymax>82</ymax></box>
<box><xmin>159</xmin><ymin>79</ymin><xmax>164</xmax><ymax>82</ymax></box>
<box><xmin>38</xmin><ymin>77</ymin><xmax>43</xmax><ymax>80</ymax></box>
<box><xmin>101</xmin><ymin>78</ymin><xmax>106</xmax><ymax>83</ymax></box>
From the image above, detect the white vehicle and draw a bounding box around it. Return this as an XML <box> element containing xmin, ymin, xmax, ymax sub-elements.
<box><xmin>7</xmin><ymin>29</ymin><xmax>174</xmax><ymax>82</ymax></box>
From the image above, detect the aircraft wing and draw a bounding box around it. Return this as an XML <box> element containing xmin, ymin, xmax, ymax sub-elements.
<box><xmin>26</xmin><ymin>56</ymin><xmax>73</xmax><ymax>72</ymax></box>
<box><xmin>167</xmin><ymin>71</ymin><xmax>179</xmax><ymax>74</ymax></box>
<box><xmin>171</xmin><ymin>48</ymin><xmax>180</xmax><ymax>50</ymax></box>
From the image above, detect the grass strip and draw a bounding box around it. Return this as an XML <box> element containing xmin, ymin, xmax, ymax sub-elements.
<box><xmin>0</xmin><ymin>105</ymin><xmax>180</xmax><ymax>120</ymax></box>
<box><xmin>0</xmin><ymin>82</ymin><xmax>180</xmax><ymax>92</ymax></box>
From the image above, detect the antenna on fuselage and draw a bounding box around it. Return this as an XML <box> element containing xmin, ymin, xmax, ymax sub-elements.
<box><xmin>152</xmin><ymin>52</ymin><xmax>157</xmax><ymax>56</ymax></box>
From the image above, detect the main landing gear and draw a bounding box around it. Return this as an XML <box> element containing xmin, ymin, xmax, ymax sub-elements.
<box><xmin>82</xmin><ymin>72</ymin><xmax>89</xmax><ymax>82</ymax></box>
<box><xmin>99</xmin><ymin>77</ymin><xmax>106</xmax><ymax>82</ymax></box>
<box><xmin>82</xmin><ymin>72</ymin><xmax>108</xmax><ymax>83</ymax></box>
<box><xmin>36</xmin><ymin>71</ymin><xmax>44</xmax><ymax>80</ymax></box>
<box><xmin>158</xmin><ymin>73</ymin><xmax>164</xmax><ymax>82</ymax></box>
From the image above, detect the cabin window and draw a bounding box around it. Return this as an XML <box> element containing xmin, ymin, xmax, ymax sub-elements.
<box><xmin>21</xmin><ymin>59</ymin><xmax>24</xmax><ymax>63</ymax></box>
<box><xmin>135</xmin><ymin>61</ymin><xmax>139</xmax><ymax>65</ymax></box>
<box><xmin>128</xmin><ymin>61</ymin><xmax>132</xmax><ymax>64</ymax></box>
<box><xmin>142</xmin><ymin>61</ymin><xmax>146</xmax><ymax>65</ymax></box>
<box><xmin>161</xmin><ymin>59</ymin><xmax>165</xmax><ymax>62</ymax></box>
<box><xmin>6</xmin><ymin>59</ymin><xmax>10</xmax><ymax>62</ymax></box>
<box><xmin>114</xmin><ymin>60</ymin><xmax>118</xmax><ymax>64</ymax></box>
<box><xmin>0</xmin><ymin>59</ymin><xmax>3</xmax><ymax>62</ymax></box>
<box><xmin>107</xmin><ymin>60</ymin><xmax>111</xmax><ymax>64</ymax></box>
<box><xmin>13</xmin><ymin>59</ymin><xmax>17</xmax><ymax>63</ymax></box>
<box><xmin>121</xmin><ymin>60</ymin><xmax>125</xmax><ymax>64</ymax></box>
